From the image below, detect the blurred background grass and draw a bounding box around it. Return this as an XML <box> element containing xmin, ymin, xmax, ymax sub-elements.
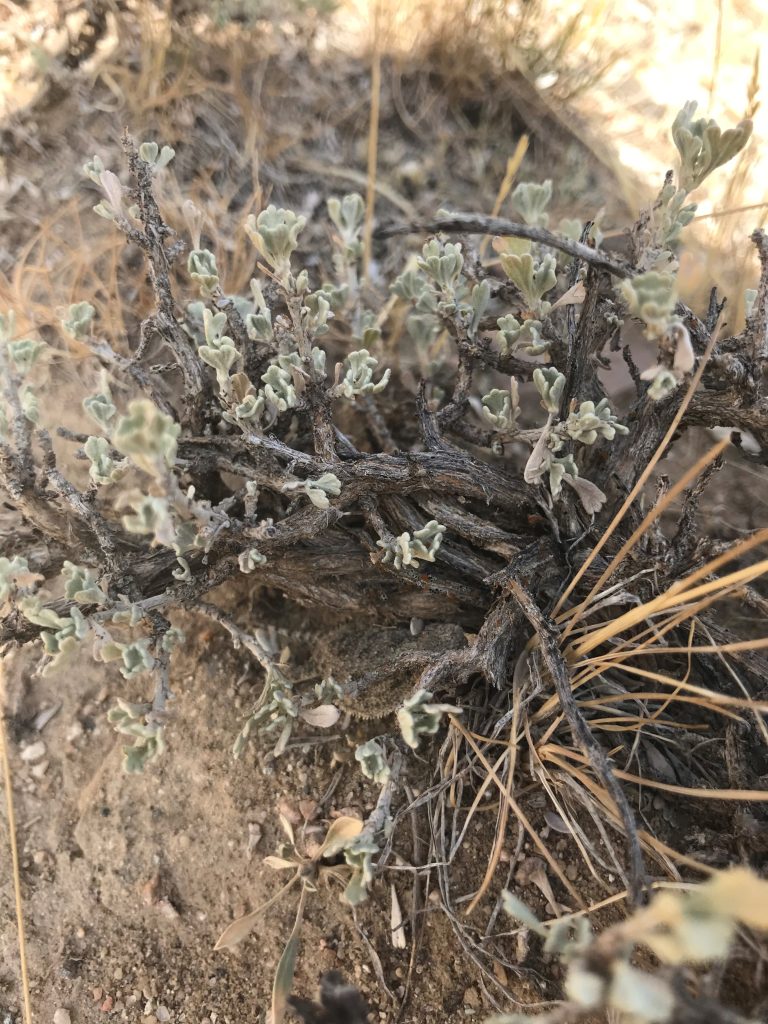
<box><xmin>0</xmin><ymin>0</ymin><xmax>765</xmax><ymax>332</ymax></box>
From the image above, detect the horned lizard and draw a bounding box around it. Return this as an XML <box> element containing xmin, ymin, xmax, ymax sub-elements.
<box><xmin>314</xmin><ymin>621</ymin><xmax>467</xmax><ymax>720</ymax></box>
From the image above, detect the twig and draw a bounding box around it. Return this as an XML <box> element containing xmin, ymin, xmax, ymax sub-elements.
<box><xmin>376</xmin><ymin>213</ymin><xmax>632</xmax><ymax>278</ymax></box>
<box><xmin>746</xmin><ymin>229</ymin><xmax>768</xmax><ymax>359</ymax></box>
<box><xmin>120</xmin><ymin>131</ymin><xmax>210</xmax><ymax>429</ymax></box>
<box><xmin>506</xmin><ymin>577</ymin><xmax>646</xmax><ymax>905</ymax></box>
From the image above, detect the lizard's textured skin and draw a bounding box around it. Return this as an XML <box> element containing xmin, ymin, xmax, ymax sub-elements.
<box><xmin>314</xmin><ymin>621</ymin><xmax>467</xmax><ymax>720</ymax></box>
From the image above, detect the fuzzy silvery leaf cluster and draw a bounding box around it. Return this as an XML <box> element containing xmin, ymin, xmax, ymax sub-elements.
<box><xmin>107</xmin><ymin>698</ymin><xmax>166</xmax><ymax>774</ymax></box>
<box><xmin>494</xmin><ymin>868</ymin><xmax>768</xmax><ymax>1024</ymax></box>
<box><xmin>62</xmin><ymin>301</ymin><xmax>96</xmax><ymax>341</ymax></box>
<box><xmin>245</xmin><ymin>205</ymin><xmax>306</xmax><ymax>283</ymax></box>
<box><xmin>327</xmin><ymin>192</ymin><xmax>365</xmax><ymax>262</ymax></box>
<box><xmin>377</xmin><ymin>521</ymin><xmax>446</xmax><ymax>570</ymax></box>
<box><xmin>342</xmin><ymin>834</ymin><xmax>380</xmax><ymax>906</ymax></box>
<box><xmin>354</xmin><ymin>739</ymin><xmax>391</xmax><ymax>784</ymax></box>
<box><xmin>138</xmin><ymin>141</ymin><xmax>175</xmax><ymax>170</ymax></box>
<box><xmin>619</xmin><ymin>270</ymin><xmax>678</xmax><ymax>341</ymax></box>
<box><xmin>497</xmin><ymin>314</ymin><xmax>548</xmax><ymax>356</ymax></box>
<box><xmin>672</xmin><ymin>101</ymin><xmax>752</xmax><ymax>192</ymax></box>
<box><xmin>417</xmin><ymin>238</ymin><xmax>464</xmax><ymax>292</ymax></box>
<box><xmin>233</xmin><ymin>663</ymin><xmax>299</xmax><ymax>759</ymax></box>
<box><xmin>496</xmin><ymin>241</ymin><xmax>557</xmax><ymax>315</ymax></box>
<box><xmin>335</xmin><ymin>349</ymin><xmax>390</xmax><ymax>398</ymax></box>
<box><xmin>282</xmin><ymin>472</ymin><xmax>341</xmax><ymax>510</ymax></box>
<box><xmin>511</xmin><ymin>179</ymin><xmax>552</xmax><ymax>228</ymax></box>
<box><xmin>112</xmin><ymin>399</ymin><xmax>180</xmax><ymax>477</ymax></box>
<box><xmin>481</xmin><ymin>377</ymin><xmax>521</xmax><ymax>433</ymax></box>
<box><xmin>563</xmin><ymin>399</ymin><xmax>629</xmax><ymax>445</ymax></box>
<box><xmin>397</xmin><ymin>689</ymin><xmax>461</xmax><ymax>749</ymax></box>
<box><xmin>188</xmin><ymin>249</ymin><xmax>220</xmax><ymax>298</ymax></box>
<box><xmin>0</xmin><ymin>556</ymin><xmax>42</xmax><ymax>605</ymax></box>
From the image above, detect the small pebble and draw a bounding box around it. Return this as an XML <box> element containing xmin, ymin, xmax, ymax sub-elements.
<box><xmin>463</xmin><ymin>987</ymin><xmax>480</xmax><ymax>1008</ymax></box>
<box><xmin>54</xmin><ymin>1009</ymin><xmax>71</xmax><ymax>1024</ymax></box>
<box><xmin>155</xmin><ymin>1006</ymin><xmax>170</xmax><ymax>1022</ymax></box>
<box><xmin>34</xmin><ymin>705</ymin><xmax>61</xmax><ymax>731</ymax></box>
<box><xmin>66</xmin><ymin>722</ymin><xmax>83</xmax><ymax>743</ymax></box>
<box><xmin>100</xmin><ymin>997</ymin><xmax>113</xmax><ymax>1013</ymax></box>
<box><xmin>92</xmin><ymin>989</ymin><xmax>103</xmax><ymax>1002</ymax></box>
<box><xmin>31</xmin><ymin>761</ymin><xmax>49</xmax><ymax>779</ymax></box>
<box><xmin>20</xmin><ymin>741</ymin><xmax>47</xmax><ymax>763</ymax></box>
<box><xmin>113</xmin><ymin>967</ymin><xmax>123</xmax><ymax>981</ymax></box>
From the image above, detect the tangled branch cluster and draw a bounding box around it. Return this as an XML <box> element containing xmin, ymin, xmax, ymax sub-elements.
<box><xmin>0</xmin><ymin>105</ymin><xmax>766</xmax><ymax>917</ymax></box>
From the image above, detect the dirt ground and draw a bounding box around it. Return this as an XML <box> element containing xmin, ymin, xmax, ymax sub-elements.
<box><xmin>4</xmin><ymin>612</ymin><xmax>524</xmax><ymax>1024</ymax></box>
<box><xmin>1</xmin><ymin>4</ymin><xmax>768</xmax><ymax>1024</ymax></box>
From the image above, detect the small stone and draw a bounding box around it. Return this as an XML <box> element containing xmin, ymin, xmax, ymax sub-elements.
<box><xmin>155</xmin><ymin>1006</ymin><xmax>170</xmax><ymax>1022</ymax></box>
<box><xmin>156</xmin><ymin>899</ymin><xmax>179</xmax><ymax>920</ymax></box>
<box><xmin>33</xmin><ymin>850</ymin><xmax>47</xmax><ymax>865</ymax></box>
<box><xmin>34</xmin><ymin>704</ymin><xmax>62</xmax><ymax>731</ymax></box>
<box><xmin>276</xmin><ymin>798</ymin><xmax>301</xmax><ymax>826</ymax></box>
<box><xmin>76</xmin><ymin>927</ymin><xmax>86</xmax><ymax>939</ymax></box>
<box><xmin>100</xmin><ymin>997</ymin><xmax>113</xmax><ymax>1013</ymax></box>
<box><xmin>463</xmin><ymin>987</ymin><xmax>480</xmax><ymax>1008</ymax></box>
<box><xmin>298</xmin><ymin>799</ymin><xmax>319</xmax><ymax>821</ymax></box>
<box><xmin>31</xmin><ymin>760</ymin><xmax>49</xmax><ymax>779</ymax></box>
<box><xmin>66</xmin><ymin>722</ymin><xmax>84</xmax><ymax>743</ymax></box>
<box><xmin>565</xmin><ymin>863</ymin><xmax>578</xmax><ymax>881</ymax></box>
<box><xmin>20</xmin><ymin>741</ymin><xmax>46</xmax><ymax>763</ymax></box>
<box><xmin>54</xmin><ymin>1009</ymin><xmax>71</xmax><ymax>1024</ymax></box>
<box><xmin>92</xmin><ymin>988</ymin><xmax>103</xmax><ymax>1002</ymax></box>
<box><xmin>113</xmin><ymin>968</ymin><xmax>123</xmax><ymax>981</ymax></box>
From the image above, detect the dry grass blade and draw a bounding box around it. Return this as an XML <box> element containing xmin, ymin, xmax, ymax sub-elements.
<box><xmin>569</xmin><ymin>554</ymin><xmax>768</xmax><ymax>657</ymax></box>
<box><xmin>542</xmin><ymin>744</ymin><xmax>768</xmax><ymax>802</ymax></box>
<box><xmin>363</xmin><ymin>0</ymin><xmax>383</xmax><ymax>282</ymax></box>
<box><xmin>573</xmin><ymin>659</ymin><xmax>768</xmax><ymax>712</ymax></box>
<box><xmin>575</xmin><ymin>690</ymin><xmax>745</xmax><ymax>722</ymax></box>
<box><xmin>271</xmin><ymin>885</ymin><xmax>308</xmax><ymax>1024</ymax></box>
<box><xmin>695</xmin><ymin>200</ymin><xmax>768</xmax><ymax>220</ymax></box>
<box><xmin>214</xmin><ymin>872</ymin><xmax>300</xmax><ymax>951</ymax></box>
<box><xmin>449</xmin><ymin>716</ymin><xmax>585</xmax><ymax>908</ymax></box>
<box><xmin>1</xmin><ymin>658</ymin><xmax>32</xmax><ymax>1024</ymax></box>
<box><xmin>464</xmin><ymin>717</ymin><xmax>518</xmax><ymax>915</ymax></box>
<box><xmin>536</xmin><ymin>748</ymin><xmax>712</xmax><ymax>875</ymax></box>
<box><xmin>480</xmin><ymin>135</ymin><xmax>530</xmax><ymax>259</ymax></box>
<box><xmin>560</xmin><ymin>436</ymin><xmax>731</xmax><ymax>639</ymax></box>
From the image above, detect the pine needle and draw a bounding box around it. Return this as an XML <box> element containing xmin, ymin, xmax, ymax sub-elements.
<box><xmin>363</xmin><ymin>0</ymin><xmax>382</xmax><ymax>283</ymax></box>
<box><xmin>1</xmin><ymin>656</ymin><xmax>33</xmax><ymax>1024</ymax></box>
